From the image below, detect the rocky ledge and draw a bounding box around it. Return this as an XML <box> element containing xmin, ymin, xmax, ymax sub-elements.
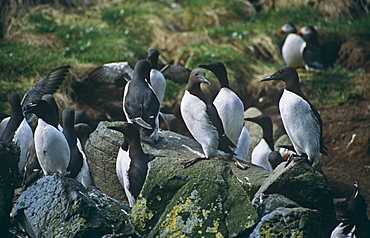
<box><xmin>9</xmin><ymin>118</ymin><xmax>338</xmax><ymax>237</ymax></box>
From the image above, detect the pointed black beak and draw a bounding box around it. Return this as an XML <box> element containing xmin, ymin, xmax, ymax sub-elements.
<box><xmin>260</xmin><ymin>75</ymin><xmax>276</xmax><ymax>82</ymax></box>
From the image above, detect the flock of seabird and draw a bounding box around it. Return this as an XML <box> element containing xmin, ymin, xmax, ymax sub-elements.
<box><xmin>1</xmin><ymin>24</ymin><xmax>369</xmax><ymax>237</ymax></box>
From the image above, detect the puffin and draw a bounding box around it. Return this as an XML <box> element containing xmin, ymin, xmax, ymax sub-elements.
<box><xmin>147</xmin><ymin>48</ymin><xmax>166</xmax><ymax>106</ymax></box>
<box><xmin>108</xmin><ymin>123</ymin><xmax>150</xmax><ymax>207</ymax></box>
<box><xmin>278</xmin><ymin>23</ymin><xmax>305</xmax><ymax>68</ymax></box>
<box><xmin>260</xmin><ymin>66</ymin><xmax>327</xmax><ymax>164</ymax></box>
<box><xmin>0</xmin><ymin>93</ymin><xmax>33</xmax><ymax>172</ymax></box>
<box><xmin>244</xmin><ymin>115</ymin><xmax>274</xmax><ymax>171</ymax></box>
<box><xmin>25</xmin><ymin>100</ymin><xmax>70</xmax><ymax>176</ymax></box>
<box><xmin>198</xmin><ymin>62</ymin><xmax>250</xmax><ymax>161</ymax></box>
<box><xmin>267</xmin><ymin>151</ymin><xmax>284</xmax><ymax>170</ymax></box>
<box><xmin>296</xmin><ymin>26</ymin><xmax>325</xmax><ymax>71</ymax></box>
<box><xmin>123</xmin><ymin>59</ymin><xmax>161</xmax><ymax>143</ymax></box>
<box><xmin>330</xmin><ymin>181</ymin><xmax>370</xmax><ymax>238</ymax></box>
<box><xmin>180</xmin><ymin>69</ymin><xmax>239</xmax><ymax>168</ymax></box>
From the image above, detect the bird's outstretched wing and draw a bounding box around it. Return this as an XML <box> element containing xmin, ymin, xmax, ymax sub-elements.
<box><xmin>160</xmin><ymin>64</ymin><xmax>191</xmax><ymax>84</ymax></box>
<box><xmin>21</xmin><ymin>65</ymin><xmax>70</xmax><ymax>122</ymax></box>
<box><xmin>88</xmin><ymin>62</ymin><xmax>134</xmax><ymax>86</ymax></box>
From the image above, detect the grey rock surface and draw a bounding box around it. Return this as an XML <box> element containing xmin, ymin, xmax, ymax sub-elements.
<box><xmin>11</xmin><ymin>175</ymin><xmax>133</xmax><ymax>238</ymax></box>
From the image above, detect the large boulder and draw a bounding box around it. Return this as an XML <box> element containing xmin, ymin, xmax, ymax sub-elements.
<box><xmin>131</xmin><ymin>157</ymin><xmax>259</xmax><ymax>237</ymax></box>
<box><xmin>249</xmin><ymin>207</ymin><xmax>323</xmax><ymax>238</ymax></box>
<box><xmin>252</xmin><ymin>159</ymin><xmax>338</xmax><ymax>236</ymax></box>
<box><xmin>86</xmin><ymin>121</ymin><xmax>270</xmax><ymax>204</ymax></box>
<box><xmin>11</xmin><ymin>175</ymin><xmax>133</xmax><ymax>238</ymax></box>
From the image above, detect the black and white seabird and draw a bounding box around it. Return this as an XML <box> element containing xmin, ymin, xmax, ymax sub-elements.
<box><xmin>147</xmin><ymin>49</ymin><xmax>166</xmax><ymax>106</ymax></box>
<box><xmin>245</xmin><ymin>115</ymin><xmax>274</xmax><ymax>171</ymax></box>
<box><xmin>199</xmin><ymin>62</ymin><xmax>250</xmax><ymax>161</ymax></box>
<box><xmin>260</xmin><ymin>66</ymin><xmax>327</xmax><ymax>164</ymax></box>
<box><xmin>180</xmin><ymin>69</ymin><xmax>241</xmax><ymax>168</ymax></box>
<box><xmin>123</xmin><ymin>59</ymin><xmax>161</xmax><ymax>142</ymax></box>
<box><xmin>330</xmin><ymin>181</ymin><xmax>370</xmax><ymax>238</ymax></box>
<box><xmin>62</xmin><ymin>108</ymin><xmax>83</xmax><ymax>179</ymax></box>
<box><xmin>62</xmin><ymin>108</ymin><xmax>94</xmax><ymax>188</ymax></box>
<box><xmin>108</xmin><ymin>123</ymin><xmax>150</xmax><ymax>207</ymax></box>
<box><xmin>296</xmin><ymin>26</ymin><xmax>325</xmax><ymax>71</ymax></box>
<box><xmin>25</xmin><ymin>100</ymin><xmax>70</xmax><ymax>175</ymax></box>
<box><xmin>278</xmin><ymin>23</ymin><xmax>305</xmax><ymax>68</ymax></box>
<box><xmin>0</xmin><ymin>93</ymin><xmax>33</xmax><ymax>172</ymax></box>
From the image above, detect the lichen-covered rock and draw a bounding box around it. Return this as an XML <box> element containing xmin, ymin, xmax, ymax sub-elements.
<box><xmin>11</xmin><ymin>175</ymin><xmax>133</xmax><ymax>238</ymax></box>
<box><xmin>86</xmin><ymin>121</ymin><xmax>270</xmax><ymax>203</ymax></box>
<box><xmin>252</xmin><ymin>159</ymin><xmax>337</xmax><ymax>236</ymax></box>
<box><xmin>85</xmin><ymin>121</ymin><xmax>126</xmax><ymax>202</ymax></box>
<box><xmin>131</xmin><ymin>157</ymin><xmax>259</xmax><ymax>237</ymax></box>
<box><xmin>249</xmin><ymin>207</ymin><xmax>323</xmax><ymax>238</ymax></box>
<box><xmin>252</xmin><ymin>193</ymin><xmax>300</xmax><ymax>219</ymax></box>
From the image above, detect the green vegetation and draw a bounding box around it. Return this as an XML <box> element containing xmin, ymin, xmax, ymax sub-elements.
<box><xmin>1</xmin><ymin>1</ymin><xmax>369</xmax><ymax>113</ymax></box>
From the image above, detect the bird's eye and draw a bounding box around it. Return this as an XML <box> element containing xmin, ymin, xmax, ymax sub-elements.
<box><xmin>278</xmin><ymin>70</ymin><xmax>282</xmax><ymax>73</ymax></box>
<box><xmin>195</xmin><ymin>73</ymin><xmax>198</xmax><ymax>76</ymax></box>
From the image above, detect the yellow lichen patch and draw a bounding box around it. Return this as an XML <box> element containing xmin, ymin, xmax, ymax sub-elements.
<box><xmin>130</xmin><ymin>198</ymin><xmax>154</xmax><ymax>230</ymax></box>
<box><xmin>206</xmin><ymin>219</ymin><xmax>220</xmax><ymax>234</ymax></box>
<box><xmin>159</xmin><ymin>189</ymin><xmax>207</xmax><ymax>237</ymax></box>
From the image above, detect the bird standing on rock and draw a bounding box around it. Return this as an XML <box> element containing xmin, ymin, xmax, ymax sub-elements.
<box><xmin>180</xmin><ymin>69</ymin><xmax>246</xmax><ymax>169</ymax></box>
<box><xmin>244</xmin><ymin>115</ymin><xmax>274</xmax><ymax>171</ymax></box>
<box><xmin>108</xmin><ymin>123</ymin><xmax>150</xmax><ymax>207</ymax></box>
<box><xmin>198</xmin><ymin>62</ymin><xmax>250</xmax><ymax>161</ymax></box>
<box><xmin>278</xmin><ymin>23</ymin><xmax>305</xmax><ymax>68</ymax></box>
<box><xmin>123</xmin><ymin>59</ymin><xmax>161</xmax><ymax>143</ymax></box>
<box><xmin>25</xmin><ymin>100</ymin><xmax>70</xmax><ymax>176</ymax></box>
<box><xmin>0</xmin><ymin>93</ymin><xmax>33</xmax><ymax>172</ymax></box>
<box><xmin>260</xmin><ymin>66</ymin><xmax>327</xmax><ymax>164</ymax></box>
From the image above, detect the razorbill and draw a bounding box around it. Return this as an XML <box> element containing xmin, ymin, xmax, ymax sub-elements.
<box><xmin>25</xmin><ymin>100</ymin><xmax>70</xmax><ymax>175</ymax></box>
<box><xmin>260</xmin><ymin>66</ymin><xmax>327</xmax><ymax>163</ymax></box>
<box><xmin>108</xmin><ymin>123</ymin><xmax>150</xmax><ymax>207</ymax></box>
<box><xmin>278</xmin><ymin>23</ymin><xmax>305</xmax><ymax>67</ymax></box>
<box><xmin>123</xmin><ymin>59</ymin><xmax>161</xmax><ymax>143</ymax></box>
<box><xmin>199</xmin><ymin>62</ymin><xmax>250</xmax><ymax>161</ymax></box>
<box><xmin>245</xmin><ymin>115</ymin><xmax>274</xmax><ymax>171</ymax></box>
<box><xmin>0</xmin><ymin>93</ymin><xmax>33</xmax><ymax>172</ymax></box>
<box><xmin>330</xmin><ymin>181</ymin><xmax>370</xmax><ymax>238</ymax></box>
<box><xmin>180</xmin><ymin>69</ymin><xmax>238</xmax><ymax>168</ymax></box>
<box><xmin>297</xmin><ymin>26</ymin><xmax>325</xmax><ymax>71</ymax></box>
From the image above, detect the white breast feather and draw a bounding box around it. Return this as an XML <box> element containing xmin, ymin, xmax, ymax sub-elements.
<box><xmin>251</xmin><ymin>139</ymin><xmax>272</xmax><ymax>171</ymax></box>
<box><xmin>213</xmin><ymin>88</ymin><xmax>244</xmax><ymax>145</ymax></box>
<box><xmin>13</xmin><ymin>118</ymin><xmax>33</xmax><ymax>171</ymax></box>
<box><xmin>234</xmin><ymin>125</ymin><xmax>250</xmax><ymax>161</ymax></box>
<box><xmin>116</xmin><ymin>147</ymin><xmax>135</xmax><ymax>207</ymax></box>
<box><xmin>279</xmin><ymin>90</ymin><xmax>321</xmax><ymax>162</ymax></box>
<box><xmin>149</xmin><ymin>69</ymin><xmax>166</xmax><ymax>106</ymax></box>
<box><xmin>34</xmin><ymin>119</ymin><xmax>70</xmax><ymax>175</ymax></box>
<box><xmin>181</xmin><ymin>91</ymin><xmax>219</xmax><ymax>158</ymax></box>
<box><xmin>282</xmin><ymin>33</ymin><xmax>305</xmax><ymax>67</ymax></box>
